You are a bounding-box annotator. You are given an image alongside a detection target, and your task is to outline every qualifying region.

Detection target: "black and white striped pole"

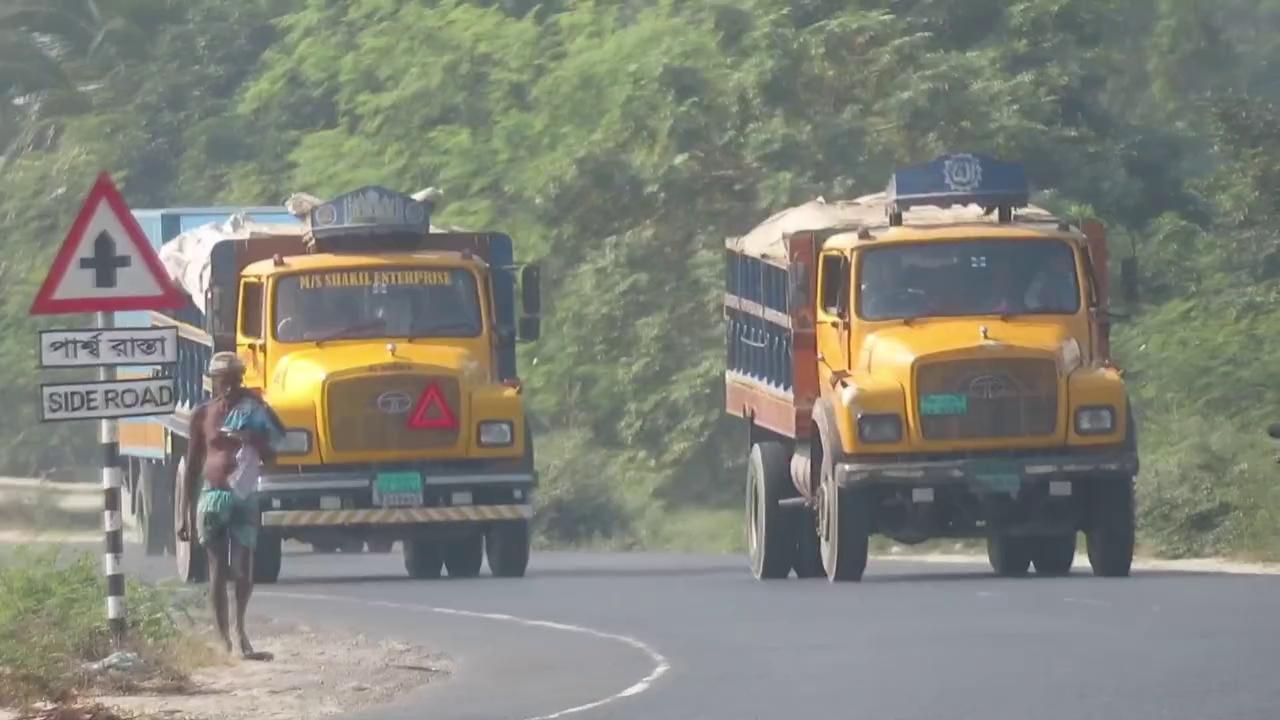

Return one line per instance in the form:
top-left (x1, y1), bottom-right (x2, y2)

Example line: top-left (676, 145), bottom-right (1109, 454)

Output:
top-left (98, 310), bottom-right (126, 647)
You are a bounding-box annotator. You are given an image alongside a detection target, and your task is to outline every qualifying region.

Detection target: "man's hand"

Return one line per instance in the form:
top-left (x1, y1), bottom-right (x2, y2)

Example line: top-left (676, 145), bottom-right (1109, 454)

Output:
top-left (177, 516), bottom-right (191, 542)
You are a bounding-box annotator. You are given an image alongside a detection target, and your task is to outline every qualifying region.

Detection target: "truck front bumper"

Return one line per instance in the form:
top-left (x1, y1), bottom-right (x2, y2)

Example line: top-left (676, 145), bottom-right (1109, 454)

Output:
top-left (835, 451), bottom-right (1138, 491)
top-left (255, 467), bottom-right (535, 529)
top-left (261, 503), bottom-right (533, 528)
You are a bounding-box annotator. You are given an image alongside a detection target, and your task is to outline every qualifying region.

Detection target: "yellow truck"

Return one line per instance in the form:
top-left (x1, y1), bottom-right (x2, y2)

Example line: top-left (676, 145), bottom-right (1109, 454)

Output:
top-left (118, 186), bottom-right (541, 582)
top-left (724, 154), bottom-right (1139, 581)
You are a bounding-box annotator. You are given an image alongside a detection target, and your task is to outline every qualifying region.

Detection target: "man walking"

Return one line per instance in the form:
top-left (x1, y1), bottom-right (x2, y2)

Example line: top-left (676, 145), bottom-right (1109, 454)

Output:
top-left (176, 352), bottom-right (283, 660)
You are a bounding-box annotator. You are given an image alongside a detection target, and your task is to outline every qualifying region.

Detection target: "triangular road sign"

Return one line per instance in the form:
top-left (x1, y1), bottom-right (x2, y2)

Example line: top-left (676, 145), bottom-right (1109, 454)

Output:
top-left (30, 172), bottom-right (184, 315)
top-left (407, 383), bottom-right (457, 430)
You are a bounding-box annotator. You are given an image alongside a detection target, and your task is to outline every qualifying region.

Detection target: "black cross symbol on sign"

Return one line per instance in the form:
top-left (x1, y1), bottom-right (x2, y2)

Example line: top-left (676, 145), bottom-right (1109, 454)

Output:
top-left (79, 231), bottom-right (132, 289)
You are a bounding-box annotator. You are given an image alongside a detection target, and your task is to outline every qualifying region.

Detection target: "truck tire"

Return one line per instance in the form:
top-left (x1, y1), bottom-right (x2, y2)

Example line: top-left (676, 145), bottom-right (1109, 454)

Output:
top-left (987, 534), bottom-right (1031, 577)
top-left (404, 540), bottom-right (444, 579)
top-left (793, 512), bottom-right (825, 578)
top-left (1086, 477), bottom-right (1135, 577)
top-left (1031, 533), bottom-right (1076, 576)
top-left (173, 457), bottom-right (207, 584)
top-left (139, 461), bottom-right (173, 557)
top-left (487, 521), bottom-right (531, 577)
top-left (747, 441), bottom-right (795, 580)
top-left (254, 531), bottom-right (283, 584)
top-left (444, 535), bottom-right (484, 578)
top-left (819, 480), bottom-right (871, 582)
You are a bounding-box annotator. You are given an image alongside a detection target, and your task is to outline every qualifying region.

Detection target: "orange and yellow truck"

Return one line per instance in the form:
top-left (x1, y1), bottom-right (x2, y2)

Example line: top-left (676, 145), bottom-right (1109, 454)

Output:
top-left (117, 186), bottom-right (541, 582)
top-left (724, 154), bottom-right (1139, 581)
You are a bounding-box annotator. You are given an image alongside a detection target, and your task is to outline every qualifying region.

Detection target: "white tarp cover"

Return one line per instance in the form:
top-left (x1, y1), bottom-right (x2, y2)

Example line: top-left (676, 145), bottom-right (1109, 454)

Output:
top-left (158, 215), bottom-right (303, 314)
top-left (158, 205), bottom-right (459, 314)
top-left (728, 192), bottom-right (1061, 262)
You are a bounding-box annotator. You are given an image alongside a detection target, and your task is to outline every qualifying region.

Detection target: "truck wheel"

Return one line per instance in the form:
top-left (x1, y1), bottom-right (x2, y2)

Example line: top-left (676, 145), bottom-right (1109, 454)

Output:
top-left (819, 479), bottom-right (870, 582)
top-left (793, 512), bottom-right (825, 578)
top-left (987, 534), bottom-right (1031, 577)
top-left (139, 461), bottom-right (173, 557)
top-left (173, 457), bottom-right (207, 584)
top-left (404, 540), bottom-right (444, 579)
top-left (444, 535), bottom-right (484, 578)
top-left (1031, 533), bottom-right (1076, 576)
top-left (487, 521), bottom-right (531, 578)
top-left (254, 531), bottom-right (283, 584)
top-left (1086, 477), bottom-right (1135, 577)
top-left (747, 441), bottom-right (795, 580)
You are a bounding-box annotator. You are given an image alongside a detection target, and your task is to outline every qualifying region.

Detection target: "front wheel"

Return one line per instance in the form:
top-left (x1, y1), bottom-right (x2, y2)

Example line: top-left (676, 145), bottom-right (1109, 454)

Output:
top-left (173, 457), bottom-right (207, 584)
top-left (1087, 477), bottom-right (1135, 577)
top-left (819, 480), bottom-right (870, 582)
top-left (137, 461), bottom-right (173, 557)
top-left (254, 531), bottom-right (283, 584)
top-left (487, 521), bottom-right (530, 578)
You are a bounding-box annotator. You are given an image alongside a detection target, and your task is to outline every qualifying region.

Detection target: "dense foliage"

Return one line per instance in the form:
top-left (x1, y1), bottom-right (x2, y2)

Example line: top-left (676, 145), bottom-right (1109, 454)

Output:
top-left (5, 0), bottom-right (1280, 557)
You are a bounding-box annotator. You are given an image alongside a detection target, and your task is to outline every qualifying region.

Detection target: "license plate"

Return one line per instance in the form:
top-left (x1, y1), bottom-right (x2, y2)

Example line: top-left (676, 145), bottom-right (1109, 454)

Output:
top-left (374, 471), bottom-right (424, 507)
top-left (921, 393), bottom-right (968, 416)
top-left (970, 460), bottom-right (1022, 494)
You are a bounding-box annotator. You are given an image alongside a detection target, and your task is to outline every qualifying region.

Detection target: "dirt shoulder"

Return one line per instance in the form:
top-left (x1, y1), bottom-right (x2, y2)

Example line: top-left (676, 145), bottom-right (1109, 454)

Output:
top-left (91, 616), bottom-right (449, 720)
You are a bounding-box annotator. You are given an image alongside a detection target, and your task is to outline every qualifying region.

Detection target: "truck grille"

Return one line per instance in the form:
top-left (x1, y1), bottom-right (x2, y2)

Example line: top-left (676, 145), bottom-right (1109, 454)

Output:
top-left (325, 373), bottom-right (462, 454)
top-left (916, 359), bottom-right (1057, 441)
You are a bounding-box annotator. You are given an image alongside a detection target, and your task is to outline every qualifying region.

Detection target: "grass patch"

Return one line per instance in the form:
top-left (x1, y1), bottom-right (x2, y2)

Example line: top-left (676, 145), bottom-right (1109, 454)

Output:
top-left (0, 547), bottom-right (211, 711)
top-left (0, 492), bottom-right (99, 533)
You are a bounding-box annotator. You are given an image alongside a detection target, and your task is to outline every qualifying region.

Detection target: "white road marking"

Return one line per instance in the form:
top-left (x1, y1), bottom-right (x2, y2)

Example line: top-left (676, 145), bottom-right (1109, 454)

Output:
top-left (1063, 596), bottom-right (1110, 607)
top-left (261, 591), bottom-right (670, 720)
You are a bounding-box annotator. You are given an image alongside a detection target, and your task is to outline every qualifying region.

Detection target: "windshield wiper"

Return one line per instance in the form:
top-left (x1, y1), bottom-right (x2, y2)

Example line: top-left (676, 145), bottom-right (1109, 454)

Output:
top-left (314, 318), bottom-right (387, 346)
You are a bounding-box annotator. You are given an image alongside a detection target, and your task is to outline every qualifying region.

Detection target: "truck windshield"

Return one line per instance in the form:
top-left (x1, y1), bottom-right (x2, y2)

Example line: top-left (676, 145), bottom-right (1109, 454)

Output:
top-left (857, 239), bottom-right (1081, 321)
top-left (274, 267), bottom-right (483, 342)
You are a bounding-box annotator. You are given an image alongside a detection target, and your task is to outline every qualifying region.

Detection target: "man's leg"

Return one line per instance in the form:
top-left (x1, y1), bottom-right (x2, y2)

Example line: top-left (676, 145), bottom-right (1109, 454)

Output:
top-left (205, 534), bottom-right (232, 653)
top-left (230, 498), bottom-right (271, 661)
top-left (230, 539), bottom-right (256, 654)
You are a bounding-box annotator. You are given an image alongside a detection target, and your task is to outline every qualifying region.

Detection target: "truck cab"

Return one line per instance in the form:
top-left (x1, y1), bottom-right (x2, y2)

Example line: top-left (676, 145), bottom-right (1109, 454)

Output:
top-left (120, 186), bottom-right (541, 582)
top-left (725, 154), bottom-right (1140, 582)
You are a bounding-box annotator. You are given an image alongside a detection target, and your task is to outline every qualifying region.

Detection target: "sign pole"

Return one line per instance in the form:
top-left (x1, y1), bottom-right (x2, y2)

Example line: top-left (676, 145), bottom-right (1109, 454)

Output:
top-left (98, 310), bottom-right (126, 648)
top-left (30, 172), bottom-right (182, 650)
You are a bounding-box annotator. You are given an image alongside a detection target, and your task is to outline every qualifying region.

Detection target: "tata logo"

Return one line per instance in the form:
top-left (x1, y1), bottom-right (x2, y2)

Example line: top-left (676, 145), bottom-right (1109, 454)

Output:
top-left (375, 391), bottom-right (413, 415)
top-left (967, 375), bottom-right (1013, 400)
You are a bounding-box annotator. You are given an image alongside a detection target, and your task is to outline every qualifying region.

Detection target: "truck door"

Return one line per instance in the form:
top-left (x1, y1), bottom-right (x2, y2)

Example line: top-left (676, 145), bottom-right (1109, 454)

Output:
top-left (815, 251), bottom-right (851, 383)
top-left (237, 278), bottom-right (267, 390)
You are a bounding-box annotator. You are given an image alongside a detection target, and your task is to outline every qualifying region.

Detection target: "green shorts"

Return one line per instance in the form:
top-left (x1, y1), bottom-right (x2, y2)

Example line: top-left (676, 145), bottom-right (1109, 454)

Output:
top-left (197, 488), bottom-right (259, 549)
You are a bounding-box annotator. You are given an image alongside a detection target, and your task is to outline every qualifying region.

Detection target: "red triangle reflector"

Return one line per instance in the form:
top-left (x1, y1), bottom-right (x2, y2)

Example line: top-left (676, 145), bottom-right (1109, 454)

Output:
top-left (407, 383), bottom-right (456, 430)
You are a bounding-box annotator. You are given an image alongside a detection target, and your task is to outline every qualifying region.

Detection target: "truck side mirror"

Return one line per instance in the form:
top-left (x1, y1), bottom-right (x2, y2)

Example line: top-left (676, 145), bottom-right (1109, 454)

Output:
top-left (521, 264), bottom-right (541, 315)
top-left (1120, 257), bottom-right (1139, 305)
top-left (517, 315), bottom-right (541, 342)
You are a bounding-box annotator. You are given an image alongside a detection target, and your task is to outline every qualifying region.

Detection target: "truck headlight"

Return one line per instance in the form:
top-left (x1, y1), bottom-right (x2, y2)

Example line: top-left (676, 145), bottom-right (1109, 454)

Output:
top-left (858, 414), bottom-right (902, 444)
top-left (276, 429), bottom-right (312, 455)
top-left (1075, 406), bottom-right (1115, 435)
top-left (478, 421), bottom-right (515, 447)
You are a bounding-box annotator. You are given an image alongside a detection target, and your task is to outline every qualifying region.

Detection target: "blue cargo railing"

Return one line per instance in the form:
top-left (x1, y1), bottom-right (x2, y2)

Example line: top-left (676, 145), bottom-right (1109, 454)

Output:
top-left (725, 250), bottom-right (794, 393)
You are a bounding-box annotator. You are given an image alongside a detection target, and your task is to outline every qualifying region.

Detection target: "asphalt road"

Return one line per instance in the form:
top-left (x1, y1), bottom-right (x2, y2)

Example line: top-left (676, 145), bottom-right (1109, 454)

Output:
top-left (128, 548), bottom-right (1280, 720)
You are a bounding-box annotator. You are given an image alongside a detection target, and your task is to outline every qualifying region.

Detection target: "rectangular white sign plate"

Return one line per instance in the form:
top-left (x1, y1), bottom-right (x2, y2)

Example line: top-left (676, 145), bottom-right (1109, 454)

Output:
top-left (38, 327), bottom-right (178, 368)
top-left (40, 377), bottom-right (178, 422)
